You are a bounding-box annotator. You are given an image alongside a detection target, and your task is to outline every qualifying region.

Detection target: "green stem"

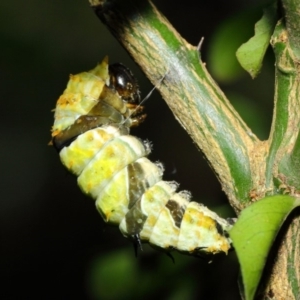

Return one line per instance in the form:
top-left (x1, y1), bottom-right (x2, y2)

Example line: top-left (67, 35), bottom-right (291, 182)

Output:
top-left (268, 21), bottom-right (300, 190)
top-left (89, 0), bottom-right (262, 210)
top-left (281, 0), bottom-right (300, 60)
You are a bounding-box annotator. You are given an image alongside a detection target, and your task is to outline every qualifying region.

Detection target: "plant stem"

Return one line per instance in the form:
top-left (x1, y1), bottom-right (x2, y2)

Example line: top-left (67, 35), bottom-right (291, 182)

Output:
top-left (281, 0), bottom-right (300, 60)
top-left (88, 0), bottom-right (264, 210)
top-left (268, 18), bottom-right (300, 191)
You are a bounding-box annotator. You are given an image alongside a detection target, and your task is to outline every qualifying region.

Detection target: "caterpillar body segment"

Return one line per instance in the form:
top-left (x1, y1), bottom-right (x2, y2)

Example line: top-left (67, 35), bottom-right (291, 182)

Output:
top-left (52, 57), bottom-right (233, 256)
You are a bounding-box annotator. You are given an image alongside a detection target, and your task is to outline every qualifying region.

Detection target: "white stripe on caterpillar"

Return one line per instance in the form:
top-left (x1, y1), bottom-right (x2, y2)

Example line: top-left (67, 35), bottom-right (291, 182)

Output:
top-left (51, 57), bottom-right (233, 256)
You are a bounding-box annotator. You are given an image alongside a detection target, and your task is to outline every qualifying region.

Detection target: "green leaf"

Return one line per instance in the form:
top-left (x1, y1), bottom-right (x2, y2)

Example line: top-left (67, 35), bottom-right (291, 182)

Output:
top-left (236, 2), bottom-right (278, 78)
top-left (229, 195), bottom-right (300, 300)
top-left (207, 8), bottom-right (262, 83)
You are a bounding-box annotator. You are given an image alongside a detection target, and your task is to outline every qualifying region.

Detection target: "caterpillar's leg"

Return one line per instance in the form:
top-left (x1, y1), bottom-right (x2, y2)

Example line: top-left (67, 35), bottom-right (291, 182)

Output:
top-left (133, 234), bottom-right (143, 257)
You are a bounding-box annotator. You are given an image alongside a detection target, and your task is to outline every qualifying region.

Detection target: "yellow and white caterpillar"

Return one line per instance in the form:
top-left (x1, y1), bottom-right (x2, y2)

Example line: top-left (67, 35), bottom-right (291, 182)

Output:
top-left (51, 57), bottom-right (233, 256)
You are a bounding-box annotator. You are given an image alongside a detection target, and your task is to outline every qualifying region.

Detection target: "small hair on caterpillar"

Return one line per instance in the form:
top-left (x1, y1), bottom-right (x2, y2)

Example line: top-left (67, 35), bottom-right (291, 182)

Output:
top-left (51, 56), bottom-right (233, 257)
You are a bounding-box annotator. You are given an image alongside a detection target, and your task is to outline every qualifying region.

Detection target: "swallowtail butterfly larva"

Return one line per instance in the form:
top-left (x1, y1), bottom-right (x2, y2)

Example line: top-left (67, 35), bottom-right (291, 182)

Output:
top-left (51, 57), bottom-right (233, 257)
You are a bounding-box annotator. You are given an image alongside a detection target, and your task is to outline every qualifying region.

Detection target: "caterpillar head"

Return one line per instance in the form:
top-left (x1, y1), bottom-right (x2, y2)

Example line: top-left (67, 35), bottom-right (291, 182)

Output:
top-left (109, 63), bottom-right (141, 105)
top-left (51, 57), bottom-right (145, 151)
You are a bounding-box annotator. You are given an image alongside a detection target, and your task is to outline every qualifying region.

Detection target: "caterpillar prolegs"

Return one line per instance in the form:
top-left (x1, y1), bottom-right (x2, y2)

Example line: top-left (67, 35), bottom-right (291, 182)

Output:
top-left (51, 57), bottom-right (233, 256)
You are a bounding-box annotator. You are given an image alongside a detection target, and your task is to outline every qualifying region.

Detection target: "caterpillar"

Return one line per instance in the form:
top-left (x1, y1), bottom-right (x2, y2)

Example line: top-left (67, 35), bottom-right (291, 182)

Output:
top-left (51, 57), bottom-right (233, 257)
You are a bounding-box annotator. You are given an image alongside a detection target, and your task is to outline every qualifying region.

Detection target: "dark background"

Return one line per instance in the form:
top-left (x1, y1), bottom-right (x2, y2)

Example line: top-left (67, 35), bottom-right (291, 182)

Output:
top-left (1, 0), bottom-right (274, 299)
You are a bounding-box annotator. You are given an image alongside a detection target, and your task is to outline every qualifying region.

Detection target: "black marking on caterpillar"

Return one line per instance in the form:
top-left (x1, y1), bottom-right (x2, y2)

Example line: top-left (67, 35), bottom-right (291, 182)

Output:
top-left (51, 56), bottom-right (233, 257)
